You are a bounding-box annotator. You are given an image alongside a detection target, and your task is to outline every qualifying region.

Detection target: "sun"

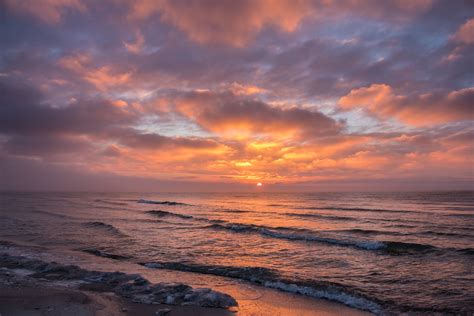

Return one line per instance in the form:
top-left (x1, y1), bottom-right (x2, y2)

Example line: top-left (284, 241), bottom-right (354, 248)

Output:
top-left (257, 182), bottom-right (263, 187)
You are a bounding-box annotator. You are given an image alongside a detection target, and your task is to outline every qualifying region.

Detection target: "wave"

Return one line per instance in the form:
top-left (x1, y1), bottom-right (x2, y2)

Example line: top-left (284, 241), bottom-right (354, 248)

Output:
top-left (94, 199), bottom-right (128, 206)
top-left (34, 210), bottom-right (75, 219)
top-left (81, 248), bottom-right (132, 260)
top-left (143, 262), bottom-right (279, 281)
top-left (301, 206), bottom-right (417, 214)
top-left (445, 213), bottom-right (474, 219)
top-left (206, 222), bottom-right (436, 253)
top-left (142, 209), bottom-right (439, 254)
top-left (323, 228), bottom-right (474, 239)
top-left (285, 213), bottom-right (354, 221)
top-left (138, 199), bottom-right (190, 206)
top-left (457, 248), bottom-right (474, 256)
top-left (142, 210), bottom-right (440, 255)
top-left (146, 210), bottom-right (193, 219)
top-left (216, 208), bottom-right (251, 214)
top-left (419, 230), bottom-right (473, 238)
top-left (335, 228), bottom-right (406, 236)
top-left (142, 261), bottom-right (381, 313)
top-left (82, 221), bottom-right (127, 237)
top-left (146, 210), bottom-right (226, 224)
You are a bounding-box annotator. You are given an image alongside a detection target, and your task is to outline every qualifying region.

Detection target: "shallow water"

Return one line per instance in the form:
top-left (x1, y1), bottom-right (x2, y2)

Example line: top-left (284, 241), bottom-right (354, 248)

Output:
top-left (1, 191), bottom-right (473, 314)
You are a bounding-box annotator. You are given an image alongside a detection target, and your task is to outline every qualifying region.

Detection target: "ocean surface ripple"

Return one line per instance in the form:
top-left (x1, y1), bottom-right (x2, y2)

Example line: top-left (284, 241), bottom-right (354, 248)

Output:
top-left (1, 191), bottom-right (473, 314)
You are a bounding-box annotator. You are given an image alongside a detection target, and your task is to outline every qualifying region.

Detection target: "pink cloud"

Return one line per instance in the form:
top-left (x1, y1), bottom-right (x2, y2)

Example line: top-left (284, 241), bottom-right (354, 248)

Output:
top-left (129, 0), bottom-right (313, 47)
top-left (339, 84), bottom-right (474, 126)
top-left (453, 18), bottom-right (474, 45)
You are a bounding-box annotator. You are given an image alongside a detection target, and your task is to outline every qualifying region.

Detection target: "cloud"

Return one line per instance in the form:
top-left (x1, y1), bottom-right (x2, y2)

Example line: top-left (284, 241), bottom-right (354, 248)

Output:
top-left (123, 29), bottom-right (145, 54)
top-left (339, 84), bottom-right (474, 126)
top-left (4, 0), bottom-right (86, 24)
top-left (453, 18), bottom-right (474, 45)
top-left (2, 134), bottom-right (93, 158)
top-left (129, 0), bottom-right (314, 47)
top-left (58, 54), bottom-right (132, 92)
top-left (0, 80), bottom-right (134, 136)
top-left (127, 0), bottom-right (432, 47)
top-left (1, 1), bottom-right (472, 190)
top-left (229, 82), bottom-right (267, 95)
top-left (110, 128), bottom-right (221, 150)
top-left (170, 90), bottom-right (342, 138)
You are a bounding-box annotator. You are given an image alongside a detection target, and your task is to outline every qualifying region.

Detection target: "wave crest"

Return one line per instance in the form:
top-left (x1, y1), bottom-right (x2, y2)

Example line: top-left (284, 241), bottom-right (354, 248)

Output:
top-left (82, 221), bottom-right (127, 237)
top-left (207, 222), bottom-right (437, 254)
top-left (146, 210), bottom-right (193, 219)
top-left (138, 199), bottom-right (190, 206)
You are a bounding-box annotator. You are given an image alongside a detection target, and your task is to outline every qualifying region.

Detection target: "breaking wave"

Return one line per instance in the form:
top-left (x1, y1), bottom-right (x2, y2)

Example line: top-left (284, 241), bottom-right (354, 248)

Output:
top-left (146, 210), bottom-right (194, 219)
top-left (145, 210), bottom-right (225, 224)
top-left (142, 261), bottom-right (381, 313)
top-left (206, 222), bottom-right (436, 253)
top-left (142, 210), bottom-right (440, 254)
top-left (138, 199), bottom-right (190, 206)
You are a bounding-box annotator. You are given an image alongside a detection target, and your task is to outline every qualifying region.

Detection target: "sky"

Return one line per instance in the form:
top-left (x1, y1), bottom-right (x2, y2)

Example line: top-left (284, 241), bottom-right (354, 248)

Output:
top-left (0, 0), bottom-right (473, 192)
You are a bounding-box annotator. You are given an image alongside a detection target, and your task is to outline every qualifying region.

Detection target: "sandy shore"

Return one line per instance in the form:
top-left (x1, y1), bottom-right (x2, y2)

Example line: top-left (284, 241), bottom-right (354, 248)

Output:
top-left (0, 283), bottom-right (371, 316)
top-left (0, 285), bottom-right (233, 316)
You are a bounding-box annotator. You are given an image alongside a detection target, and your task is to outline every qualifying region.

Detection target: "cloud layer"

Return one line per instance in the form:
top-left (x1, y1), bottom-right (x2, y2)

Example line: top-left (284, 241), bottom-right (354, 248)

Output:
top-left (1, 0), bottom-right (473, 191)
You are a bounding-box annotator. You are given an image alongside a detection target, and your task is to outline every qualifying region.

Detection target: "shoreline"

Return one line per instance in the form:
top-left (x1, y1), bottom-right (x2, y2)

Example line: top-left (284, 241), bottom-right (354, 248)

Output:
top-left (0, 240), bottom-right (371, 315)
top-left (0, 279), bottom-right (233, 316)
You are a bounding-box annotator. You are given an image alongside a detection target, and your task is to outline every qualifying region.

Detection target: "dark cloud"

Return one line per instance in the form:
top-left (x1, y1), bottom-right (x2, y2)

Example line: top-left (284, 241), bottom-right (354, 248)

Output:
top-left (109, 128), bottom-right (221, 150)
top-left (2, 134), bottom-right (93, 157)
top-left (0, 80), bottom-right (134, 136)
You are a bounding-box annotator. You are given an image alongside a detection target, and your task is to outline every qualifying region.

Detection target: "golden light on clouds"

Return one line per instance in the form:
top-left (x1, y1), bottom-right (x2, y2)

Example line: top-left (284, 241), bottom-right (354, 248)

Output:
top-left (1, 0), bottom-right (472, 191)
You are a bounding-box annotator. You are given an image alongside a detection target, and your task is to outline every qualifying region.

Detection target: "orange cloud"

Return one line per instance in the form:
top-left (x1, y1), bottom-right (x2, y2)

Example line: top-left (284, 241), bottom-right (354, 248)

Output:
top-left (59, 54), bottom-right (131, 91)
top-left (170, 91), bottom-right (341, 139)
top-left (229, 82), bottom-right (267, 95)
top-left (339, 84), bottom-right (474, 126)
top-left (5, 0), bottom-right (85, 24)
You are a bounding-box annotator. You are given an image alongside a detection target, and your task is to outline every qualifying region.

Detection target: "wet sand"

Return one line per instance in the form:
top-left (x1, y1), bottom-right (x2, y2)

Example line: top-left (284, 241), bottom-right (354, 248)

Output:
top-left (0, 286), bottom-right (233, 316)
top-left (0, 283), bottom-right (370, 316)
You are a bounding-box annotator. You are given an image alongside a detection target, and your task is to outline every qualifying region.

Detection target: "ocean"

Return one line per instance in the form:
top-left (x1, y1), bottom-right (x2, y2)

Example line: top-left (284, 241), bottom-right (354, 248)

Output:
top-left (1, 191), bottom-right (473, 314)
